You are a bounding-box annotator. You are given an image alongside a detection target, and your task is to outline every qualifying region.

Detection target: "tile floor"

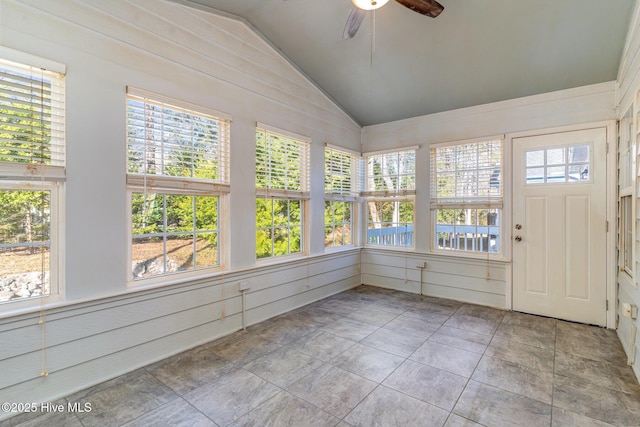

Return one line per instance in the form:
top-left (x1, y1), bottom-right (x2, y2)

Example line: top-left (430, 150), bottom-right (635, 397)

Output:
top-left (3, 285), bottom-right (640, 427)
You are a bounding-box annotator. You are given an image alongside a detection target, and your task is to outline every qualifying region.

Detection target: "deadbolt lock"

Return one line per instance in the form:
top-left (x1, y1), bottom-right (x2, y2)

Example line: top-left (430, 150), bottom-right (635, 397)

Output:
top-left (515, 224), bottom-right (522, 230)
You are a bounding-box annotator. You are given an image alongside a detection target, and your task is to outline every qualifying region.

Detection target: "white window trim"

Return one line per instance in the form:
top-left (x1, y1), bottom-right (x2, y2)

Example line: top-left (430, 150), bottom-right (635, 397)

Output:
top-left (363, 148), bottom-right (417, 248)
top-left (324, 143), bottom-right (361, 201)
top-left (430, 136), bottom-right (504, 258)
top-left (125, 191), bottom-right (228, 287)
top-left (618, 104), bottom-right (636, 281)
top-left (125, 89), bottom-right (231, 285)
top-left (0, 180), bottom-right (64, 310)
top-left (324, 199), bottom-right (355, 249)
top-left (255, 125), bottom-right (311, 199)
top-left (255, 197), bottom-right (306, 260)
top-left (255, 125), bottom-right (311, 260)
top-left (324, 144), bottom-right (360, 250)
top-left (0, 54), bottom-right (66, 309)
top-left (0, 47), bottom-right (66, 74)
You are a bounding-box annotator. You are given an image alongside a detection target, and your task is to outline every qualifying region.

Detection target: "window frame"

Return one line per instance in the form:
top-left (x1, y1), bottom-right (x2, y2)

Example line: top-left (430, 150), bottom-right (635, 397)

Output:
top-left (0, 50), bottom-right (66, 310)
top-left (0, 181), bottom-right (63, 309)
top-left (430, 136), bottom-right (504, 258)
top-left (362, 147), bottom-right (417, 249)
top-left (324, 144), bottom-right (360, 249)
top-left (125, 87), bottom-right (231, 285)
top-left (523, 144), bottom-right (591, 185)
top-left (255, 124), bottom-right (310, 260)
top-left (621, 194), bottom-right (634, 276)
top-left (618, 106), bottom-right (635, 279)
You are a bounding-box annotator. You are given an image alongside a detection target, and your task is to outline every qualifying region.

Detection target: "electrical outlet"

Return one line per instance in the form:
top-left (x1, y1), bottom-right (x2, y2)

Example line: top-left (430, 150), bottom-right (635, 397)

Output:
top-left (622, 303), bottom-right (638, 319)
top-left (239, 281), bottom-right (250, 291)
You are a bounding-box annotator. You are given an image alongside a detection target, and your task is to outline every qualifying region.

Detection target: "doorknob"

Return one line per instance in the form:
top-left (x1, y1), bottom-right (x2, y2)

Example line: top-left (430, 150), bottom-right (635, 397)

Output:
top-left (515, 224), bottom-right (522, 230)
top-left (514, 236), bottom-right (523, 242)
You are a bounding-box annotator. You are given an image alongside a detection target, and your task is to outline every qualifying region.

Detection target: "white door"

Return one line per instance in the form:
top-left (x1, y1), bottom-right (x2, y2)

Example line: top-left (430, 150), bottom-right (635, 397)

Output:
top-left (512, 127), bottom-right (607, 326)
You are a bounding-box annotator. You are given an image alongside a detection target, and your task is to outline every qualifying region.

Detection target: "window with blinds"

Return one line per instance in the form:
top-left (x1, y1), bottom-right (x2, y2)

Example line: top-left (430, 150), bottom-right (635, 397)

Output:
top-left (0, 58), bottom-right (65, 178)
top-left (325, 145), bottom-right (360, 198)
top-left (0, 55), bottom-right (65, 306)
top-left (324, 145), bottom-right (359, 248)
top-left (126, 88), bottom-right (230, 281)
top-left (619, 106), bottom-right (634, 277)
top-left (255, 125), bottom-right (309, 259)
top-left (363, 149), bottom-right (416, 197)
top-left (256, 124), bottom-right (309, 198)
top-left (363, 148), bottom-right (416, 247)
top-left (431, 137), bottom-right (503, 254)
top-left (256, 126), bottom-right (310, 198)
top-left (127, 88), bottom-right (230, 192)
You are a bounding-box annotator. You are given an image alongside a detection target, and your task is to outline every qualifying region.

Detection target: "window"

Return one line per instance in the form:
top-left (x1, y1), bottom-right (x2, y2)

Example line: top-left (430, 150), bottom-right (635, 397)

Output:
top-left (431, 137), bottom-right (503, 255)
top-left (0, 56), bottom-right (65, 305)
top-left (255, 125), bottom-right (310, 259)
top-left (621, 195), bottom-right (633, 275)
top-left (324, 145), bottom-right (359, 248)
top-left (525, 145), bottom-right (590, 184)
top-left (363, 148), bottom-right (416, 247)
top-left (126, 88), bottom-right (230, 282)
top-left (619, 106), bottom-right (634, 277)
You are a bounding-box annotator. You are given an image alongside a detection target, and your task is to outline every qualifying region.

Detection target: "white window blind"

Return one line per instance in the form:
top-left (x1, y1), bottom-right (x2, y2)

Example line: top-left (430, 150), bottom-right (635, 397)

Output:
top-left (430, 138), bottom-right (503, 209)
top-left (363, 148), bottom-right (416, 197)
top-left (0, 58), bottom-right (65, 179)
top-left (325, 144), bottom-right (360, 201)
top-left (0, 53), bottom-right (65, 307)
top-left (126, 88), bottom-right (230, 193)
top-left (256, 126), bottom-right (310, 199)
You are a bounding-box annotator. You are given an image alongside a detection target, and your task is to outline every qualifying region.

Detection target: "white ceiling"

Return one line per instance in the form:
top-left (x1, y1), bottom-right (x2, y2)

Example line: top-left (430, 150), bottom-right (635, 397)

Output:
top-left (172, 0), bottom-right (635, 126)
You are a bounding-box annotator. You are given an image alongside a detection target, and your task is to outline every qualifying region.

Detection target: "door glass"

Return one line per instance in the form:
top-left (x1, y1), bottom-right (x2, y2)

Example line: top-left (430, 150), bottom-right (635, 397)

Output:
top-left (525, 144), bottom-right (590, 184)
top-left (526, 150), bottom-right (544, 167)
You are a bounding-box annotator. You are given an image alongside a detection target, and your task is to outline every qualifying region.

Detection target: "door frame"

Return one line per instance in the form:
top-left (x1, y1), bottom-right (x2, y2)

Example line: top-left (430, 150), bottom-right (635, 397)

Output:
top-left (506, 120), bottom-right (617, 328)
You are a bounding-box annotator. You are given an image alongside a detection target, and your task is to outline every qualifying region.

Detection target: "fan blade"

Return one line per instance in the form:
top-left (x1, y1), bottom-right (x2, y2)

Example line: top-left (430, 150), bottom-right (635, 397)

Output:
top-left (395, 0), bottom-right (444, 17)
top-left (343, 7), bottom-right (366, 39)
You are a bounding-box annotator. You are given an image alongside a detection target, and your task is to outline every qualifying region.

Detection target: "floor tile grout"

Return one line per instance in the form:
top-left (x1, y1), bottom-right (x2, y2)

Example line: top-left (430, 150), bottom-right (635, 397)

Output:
top-left (4, 286), bottom-right (638, 427)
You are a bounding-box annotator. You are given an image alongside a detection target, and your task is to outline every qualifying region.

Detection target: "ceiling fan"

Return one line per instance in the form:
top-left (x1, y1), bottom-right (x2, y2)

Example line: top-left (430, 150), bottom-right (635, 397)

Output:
top-left (343, 0), bottom-right (444, 39)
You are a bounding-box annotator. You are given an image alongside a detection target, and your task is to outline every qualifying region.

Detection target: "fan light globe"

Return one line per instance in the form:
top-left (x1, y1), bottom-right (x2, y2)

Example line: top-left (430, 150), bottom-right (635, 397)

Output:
top-left (352, 0), bottom-right (390, 11)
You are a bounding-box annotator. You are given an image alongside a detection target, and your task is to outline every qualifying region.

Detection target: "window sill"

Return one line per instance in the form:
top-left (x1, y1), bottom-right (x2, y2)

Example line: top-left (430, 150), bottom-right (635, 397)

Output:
top-left (0, 294), bottom-right (65, 320)
top-left (363, 244), bottom-right (416, 253)
top-left (324, 245), bottom-right (358, 254)
top-left (126, 266), bottom-right (227, 291)
top-left (428, 249), bottom-right (508, 263)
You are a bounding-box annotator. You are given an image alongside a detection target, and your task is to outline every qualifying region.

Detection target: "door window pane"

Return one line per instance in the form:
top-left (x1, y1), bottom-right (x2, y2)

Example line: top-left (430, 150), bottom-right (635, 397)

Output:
top-left (525, 144), bottom-right (590, 184)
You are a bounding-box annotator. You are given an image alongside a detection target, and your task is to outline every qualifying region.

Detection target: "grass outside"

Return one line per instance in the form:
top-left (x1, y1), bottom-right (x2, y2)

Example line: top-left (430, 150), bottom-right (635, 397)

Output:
top-left (132, 237), bottom-right (218, 271)
top-left (0, 247), bottom-right (49, 276)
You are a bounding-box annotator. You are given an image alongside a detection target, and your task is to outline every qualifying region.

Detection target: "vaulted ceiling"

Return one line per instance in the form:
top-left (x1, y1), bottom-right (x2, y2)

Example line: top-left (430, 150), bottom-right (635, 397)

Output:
top-left (172, 0), bottom-right (635, 126)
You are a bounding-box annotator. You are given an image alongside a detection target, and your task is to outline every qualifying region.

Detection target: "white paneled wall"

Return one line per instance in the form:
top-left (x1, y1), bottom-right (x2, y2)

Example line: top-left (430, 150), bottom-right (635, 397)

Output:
top-left (0, 251), bottom-right (360, 412)
top-left (0, 0), bottom-right (361, 417)
top-left (361, 249), bottom-right (508, 308)
top-left (616, 0), bottom-right (640, 381)
top-left (359, 82), bottom-right (616, 314)
top-left (1, 0), bottom-right (639, 417)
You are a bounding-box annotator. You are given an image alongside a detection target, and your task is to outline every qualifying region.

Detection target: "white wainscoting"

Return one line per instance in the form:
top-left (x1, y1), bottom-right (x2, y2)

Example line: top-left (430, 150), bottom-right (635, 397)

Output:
top-left (0, 250), bottom-right (360, 417)
top-left (361, 248), bottom-right (508, 309)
